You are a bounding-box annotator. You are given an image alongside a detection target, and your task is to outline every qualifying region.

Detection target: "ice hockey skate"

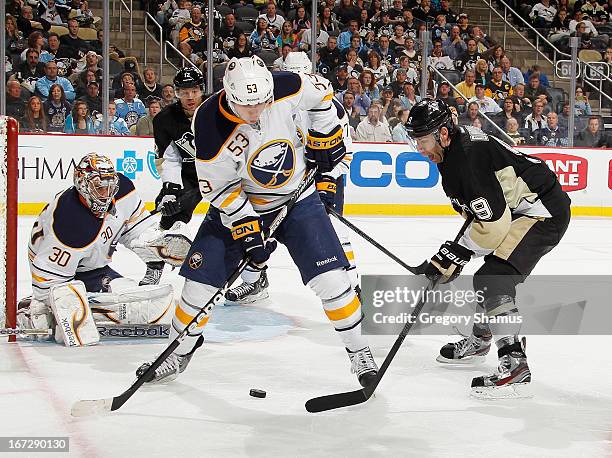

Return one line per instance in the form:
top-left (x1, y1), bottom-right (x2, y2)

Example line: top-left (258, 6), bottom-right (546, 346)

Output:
top-left (347, 346), bottom-right (378, 388)
top-left (225, 269), bottom-right (269, 305)
top-left (136, 336), bottom-right (204, 384)
top-left (139, 261), bottom-right (164, 286)
top-left (471, 337), bottom-right (532, 400)
top-left (436, 332), bottom-right (492, 364)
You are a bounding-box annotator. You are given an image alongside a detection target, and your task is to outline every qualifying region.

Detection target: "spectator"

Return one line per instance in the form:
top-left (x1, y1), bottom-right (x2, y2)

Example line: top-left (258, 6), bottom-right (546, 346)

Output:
top-left (581, 0), bottom-right (608, 26)
top-left (524, 73), bottom-right (550, 103)
top-left (530, 0), bottom-right (557, 28)
top-left (575, 116), bottom-right (612, 147)
top-left (574, 87), bottom-right (592, 115)
top-left (341, 91), bottom-right (362, 130)
top-left (320, 36), bottom-right (342, 74)
top-left (523, 64), bottom-right (550, 87)
top-left (74, 69), bottom-right (99, 99)
top-left (277, 21), bottom-right (299, 49)
top-left (485, 45), bottom-right (505, 72)
top-left (44, 84), bottom-right (72, 133)
top-left (486, 66), bottom-right (514, 101)
top-left (112, 71), bottom-right (137, 98)
top-left (5, 15), bottom-right (26, 65)
top-left (500, 56), bottom-right (525, 87)
top-left (354, 104), bottom-right (392, 141)
top-left (469, 83), bottom-right (502, 113)
top-left (292, 5), bottom-right (312, 35)
top-left (273, 44), bottom-right (293, 70)
top-left (389, 67), bottom-right (408, 97)
top-left (259, 2), bottom-right (285, 35)
top-left (338, 20), bottom-right (360, 51)
top-left (65, 100), bottom-right (96, 134)
top-left (330, 64), bottom-right (349, 92)
top-left (373, 34), bottom-right (396, 70)
top-left (360, 69), bottom-right (381, 100)
top-left (391, 109), bottom-right (412, 143)
top-left (94, 101), bottom-right (130, 135)
top-left (442, 25), bottom-right (467, 61)
top-left (345, 48), bottom-right (364, 77)
top-left (389, 24), bottom-right (408, 51)
top-left (218, 13), bottom-right (243, 49)
top-left (456, 38), bottom-right (482, 73)
top-left (557, 102), bottom-right (572, 130)
top-left (320, 6), bottom-right (341, 35)
top-left (459, 101), bottom-right (487, 129)
top-left (250, 17), bottom-right (278, 53)
top-left (178, 6), bottom-right (206, 60)
top-left (429, 40), bottom-right (455, 70)
top-left (35, 60), bottom-right (76, 102)
top-left (161, 84), bottom-right (176, 108)
top-left (21, 96), bottom-right (48, 133)
top-left (10, 48), bottom-right (46, 95)
top-left (16, 5), bottom-right (51, 39)
top-left (46, 32), bottom-right (73, 61)
top-left (536, 111), bottom-right (569, 146)
top-left (365, 51), bottom-right (390, 87)
top-left (169, 0), bottom-right (192, 44)
top-left (505, 117), bottom-right (527, 145)
top-left (436, 81), bottom-right (458, 109)
top-left (19, 31), bottom-right (52, 64)
top-left (39, 0), bottom-right (64, 25)
top-left (343, 77), bottom-right (371, 116)
top-left (470, 26), bottom-right (495, 53)
top-left (413, 0), bottom-right (437, 24)
top-left (134, 99), bottom-right (162, 136)
top-left (494, 96), bottom-right (523, 128)
top-left (78, 80), bottom-right (102, 114)
top-left (523, 99), bottom-right (548, 133)
top-left (227, 33), bottom-right (252, 59)
top-left (549, 9), bottom-right (571, 44)
top-left (474, 58), bottom-right (490, 86)
top-left (399, 81), bottom-right (421, 110)
top-left (60, 18), bottom-right (91, 59)
top-left (115, 84), bottom-right (147, 129)
top-left (380, 85), bottom-right (399, 119)
top-left (135, 67), bottom-right (162, 103)
top-left (300, 18), bottom-right (329, 51)
top-left (457, 13), bottom-right (471, 40)
top-left (6, 80), bottom-right (28, 120)
top-left (510, 83), bottom-right (532, 115)
top-left (89, 29), bottom-right (105, 56)
top-left (334, 0), bottom-right (362, 26)
top-left (431, 14), bottom-right (451, 42)
top-left (454, 69), bottom-right (477, 105)
top-left (81, 50), bottom-right (103, 82)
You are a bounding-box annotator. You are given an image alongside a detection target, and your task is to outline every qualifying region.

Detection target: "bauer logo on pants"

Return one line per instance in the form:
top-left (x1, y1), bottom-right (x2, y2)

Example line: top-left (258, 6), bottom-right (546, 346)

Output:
top-left (189, 252), bottom-right (203, 269)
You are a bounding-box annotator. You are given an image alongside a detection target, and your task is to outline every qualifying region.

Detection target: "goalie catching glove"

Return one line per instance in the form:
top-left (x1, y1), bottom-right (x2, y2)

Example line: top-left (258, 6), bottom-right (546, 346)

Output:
top-left (306, 125), bottom-right (346, 173)
top-left (130, 221), bottom-right (192, 267)
top-left (231, 216), bottom-right (277, 267)
top-left (424, 241), bottom-right (473, 284)
top-left (316, 174), bottom-right (337, 211)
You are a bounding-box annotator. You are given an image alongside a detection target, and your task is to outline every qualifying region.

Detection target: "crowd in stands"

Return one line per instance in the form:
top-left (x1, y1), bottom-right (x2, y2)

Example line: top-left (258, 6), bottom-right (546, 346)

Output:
top-left (4, 0), bottom-right (612, 146)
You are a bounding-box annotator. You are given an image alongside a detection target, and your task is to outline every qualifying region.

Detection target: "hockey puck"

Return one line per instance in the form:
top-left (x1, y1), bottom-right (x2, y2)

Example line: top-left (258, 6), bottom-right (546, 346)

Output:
top-left (249, 389), bottom-right (266, 398)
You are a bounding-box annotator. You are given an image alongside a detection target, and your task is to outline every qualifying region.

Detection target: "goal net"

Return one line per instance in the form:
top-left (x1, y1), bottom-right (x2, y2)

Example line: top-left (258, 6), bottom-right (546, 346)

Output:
top-left (0, 116), bottom-right (18, 341)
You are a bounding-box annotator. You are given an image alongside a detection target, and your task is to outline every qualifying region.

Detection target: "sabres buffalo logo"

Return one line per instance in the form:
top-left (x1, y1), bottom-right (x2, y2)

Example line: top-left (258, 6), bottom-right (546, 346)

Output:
top-left (189, 252), bottom-right (203, 269)
top-left (248, 140), bottom-right (295, 188)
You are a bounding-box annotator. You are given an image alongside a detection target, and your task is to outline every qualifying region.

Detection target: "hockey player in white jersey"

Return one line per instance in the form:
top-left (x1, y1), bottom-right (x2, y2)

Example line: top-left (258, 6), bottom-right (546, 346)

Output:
top-left (225, 51), bottom-right (361, 304)
top-left (21, 153), bottom-right (188, 345)
top-left (137, 55), bottom-right (379, 386)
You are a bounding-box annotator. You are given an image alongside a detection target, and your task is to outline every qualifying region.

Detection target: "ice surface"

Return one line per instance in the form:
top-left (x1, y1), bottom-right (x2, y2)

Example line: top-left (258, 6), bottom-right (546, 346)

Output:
top-left (2, 215), bottom-right (611, 457)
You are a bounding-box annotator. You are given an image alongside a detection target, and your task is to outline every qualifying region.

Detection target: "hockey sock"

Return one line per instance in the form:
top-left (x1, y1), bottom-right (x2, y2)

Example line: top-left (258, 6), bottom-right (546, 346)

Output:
top-left (337, 323), bottom-right (368, 353)
top-left (241, 264), bottom-right (263, 284)
top-left (482, 295), bottom-right (522, 338)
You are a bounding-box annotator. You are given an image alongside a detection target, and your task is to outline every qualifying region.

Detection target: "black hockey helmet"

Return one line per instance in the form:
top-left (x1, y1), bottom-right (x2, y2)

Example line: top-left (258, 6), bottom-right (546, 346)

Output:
top-left (173, 67), bottom-right (205, 90)
top-left (405, 98), bottom-right (455, 138)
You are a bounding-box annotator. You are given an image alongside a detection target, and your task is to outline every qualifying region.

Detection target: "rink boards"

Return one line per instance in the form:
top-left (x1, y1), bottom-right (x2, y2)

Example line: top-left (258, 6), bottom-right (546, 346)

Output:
top-left (16, 133), bottom-right (612, 216)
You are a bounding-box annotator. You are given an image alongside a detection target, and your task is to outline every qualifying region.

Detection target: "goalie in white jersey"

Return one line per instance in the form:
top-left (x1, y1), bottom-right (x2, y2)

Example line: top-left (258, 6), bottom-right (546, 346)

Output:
top-left (21, 153), bottom-right (189, 346)
top-left (137, 55), bottom-right (379, 387)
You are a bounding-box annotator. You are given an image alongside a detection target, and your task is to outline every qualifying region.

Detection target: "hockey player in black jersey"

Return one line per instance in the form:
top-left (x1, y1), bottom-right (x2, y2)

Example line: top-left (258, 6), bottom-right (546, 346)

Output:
top-left (405, 99), bottom-right (571, 399)
top-left (146, 67), bottom-right (205, 284)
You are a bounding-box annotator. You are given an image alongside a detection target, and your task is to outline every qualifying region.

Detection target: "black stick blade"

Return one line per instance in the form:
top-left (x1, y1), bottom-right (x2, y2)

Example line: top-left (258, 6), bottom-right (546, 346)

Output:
top-left (305, 388), bottom-right (369, 413)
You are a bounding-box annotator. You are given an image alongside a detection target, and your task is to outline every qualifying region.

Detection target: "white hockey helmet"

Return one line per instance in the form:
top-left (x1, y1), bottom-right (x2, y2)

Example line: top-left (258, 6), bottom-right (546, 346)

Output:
top-left (223, 56), bottom-right (274, 106)
top-left (281, 51), bottom-right (312, 74)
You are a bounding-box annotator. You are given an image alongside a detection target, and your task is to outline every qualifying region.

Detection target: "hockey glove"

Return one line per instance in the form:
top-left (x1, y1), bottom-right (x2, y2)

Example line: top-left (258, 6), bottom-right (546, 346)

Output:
top-left (305, 125), bottom-right (346, 173)
top-left (424, 241), bottom-right (473, 284)
top-left (155, 182), bottom-right (184, 217)
top-left (231, 216), bottom-right (277, 266)
top-left (316, 174), bottom-right (337, 211)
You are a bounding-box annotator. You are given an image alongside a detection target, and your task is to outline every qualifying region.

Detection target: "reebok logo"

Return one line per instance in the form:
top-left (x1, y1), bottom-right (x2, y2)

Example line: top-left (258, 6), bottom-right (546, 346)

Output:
top-left (61, 317), bottom-right (77, 346)
top-left (316, 256), bottom-right (338, 267)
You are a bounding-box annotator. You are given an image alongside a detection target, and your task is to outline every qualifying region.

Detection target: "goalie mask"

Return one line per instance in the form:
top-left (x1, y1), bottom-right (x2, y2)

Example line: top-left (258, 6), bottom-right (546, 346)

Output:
top-left (74, 153), bottom-right (119, 218)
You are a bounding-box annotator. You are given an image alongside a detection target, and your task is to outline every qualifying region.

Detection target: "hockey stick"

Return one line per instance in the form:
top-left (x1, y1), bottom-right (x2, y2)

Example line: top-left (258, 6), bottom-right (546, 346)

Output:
top-left (305, 216), bottom-right (473, 413)
top-left (326, 206), bottom-right (428, 275)
top-left (71, 168), bottom-right (318, 417)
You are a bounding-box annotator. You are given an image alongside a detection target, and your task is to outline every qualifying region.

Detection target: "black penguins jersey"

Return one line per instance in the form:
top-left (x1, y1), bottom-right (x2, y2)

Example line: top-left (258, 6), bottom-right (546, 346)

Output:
top-left (438, 126), bottom-right (570, 256)
top-left (153, 101), bottom-right (198, 185)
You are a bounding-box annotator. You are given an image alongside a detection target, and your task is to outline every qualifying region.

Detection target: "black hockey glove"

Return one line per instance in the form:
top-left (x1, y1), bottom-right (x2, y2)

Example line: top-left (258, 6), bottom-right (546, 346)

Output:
top-left (424, 241), bottom-right (473, 284)
top-left (316, 174), bottom-right (337, 211)
top-left (155, 182), bottom-right (184, 217)
top-left (231, 216), bottom-right (277, 266)
top-left (305, 125), bottom-right (346, 173)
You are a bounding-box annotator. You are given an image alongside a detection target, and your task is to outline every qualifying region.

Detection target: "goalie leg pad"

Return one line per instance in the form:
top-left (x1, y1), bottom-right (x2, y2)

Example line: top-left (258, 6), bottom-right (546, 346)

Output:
top-left (50, 281), bottom-right (100, 347)
top-left (308, 268), bottom-right (366, 352)
top-left (89, 281), bottom-right (174, 325)
top-left (171, 279), bottom-right (217, 355)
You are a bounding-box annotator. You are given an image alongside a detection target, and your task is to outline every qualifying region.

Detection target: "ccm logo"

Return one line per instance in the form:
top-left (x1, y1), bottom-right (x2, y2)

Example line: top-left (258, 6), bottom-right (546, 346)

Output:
top-left (533, 153), bottom-right (588, 192)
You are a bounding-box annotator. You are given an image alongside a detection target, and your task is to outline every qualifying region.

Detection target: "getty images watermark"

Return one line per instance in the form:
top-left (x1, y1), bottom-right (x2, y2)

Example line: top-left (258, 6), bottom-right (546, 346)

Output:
top-left (360, 275), bottom-right (612, 335)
